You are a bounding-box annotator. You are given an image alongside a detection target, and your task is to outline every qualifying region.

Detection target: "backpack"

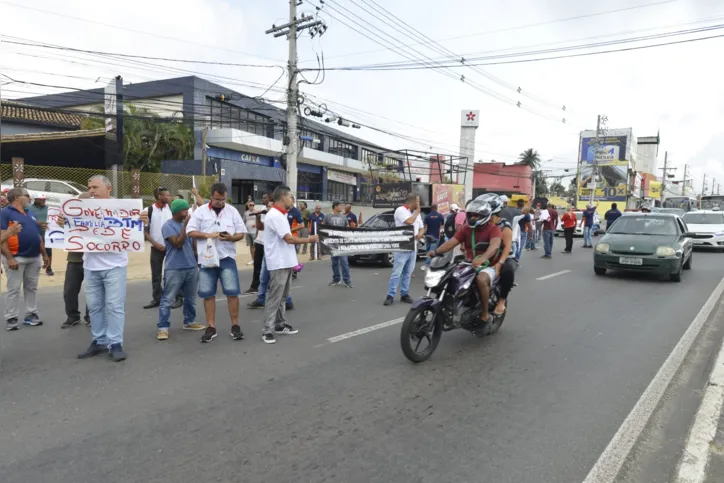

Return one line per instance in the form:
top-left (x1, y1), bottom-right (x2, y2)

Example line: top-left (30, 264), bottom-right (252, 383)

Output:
top-left (443, 212), bottom-right (457, 240)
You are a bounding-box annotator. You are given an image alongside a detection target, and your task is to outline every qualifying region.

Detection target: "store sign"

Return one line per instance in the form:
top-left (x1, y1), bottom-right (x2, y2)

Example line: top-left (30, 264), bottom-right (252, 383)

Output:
top-left (328, 169), bottom-right (357, 185)
top-left (373, 182), bottom-right (412, 208)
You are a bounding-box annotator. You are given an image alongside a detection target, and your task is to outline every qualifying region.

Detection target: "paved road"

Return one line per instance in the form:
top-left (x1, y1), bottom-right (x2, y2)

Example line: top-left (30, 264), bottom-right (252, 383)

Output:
top-left (2, 240), bottom-right (724, 483)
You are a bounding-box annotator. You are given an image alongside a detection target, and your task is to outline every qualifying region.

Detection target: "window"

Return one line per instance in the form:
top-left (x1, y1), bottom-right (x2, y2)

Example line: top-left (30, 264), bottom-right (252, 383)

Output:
top-left (25, 181), bottom-right (47, 191)
top-left (361, 148), bottom-right (378, 167)
top-left (50, 181), bottom-right (77, 195)
top-left (364, 214), bottom-right (394, 229)
top-left (298, 171), bottom-right (323, 200)
top-left (383, 156), bottom-right (400, 169)
top-left (328, 138), bottom-right (358, 159)
top-left (327, 181), bottom-right (354, 202)
top-left (206, 97), bottom-right (273, 137)
top-left (299, 129), bottom-right (323, 150)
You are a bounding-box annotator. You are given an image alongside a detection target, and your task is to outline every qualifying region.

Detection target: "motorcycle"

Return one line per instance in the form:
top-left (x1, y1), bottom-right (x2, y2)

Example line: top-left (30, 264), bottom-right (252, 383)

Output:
top-left (400, 243), bottom-right (513, 363)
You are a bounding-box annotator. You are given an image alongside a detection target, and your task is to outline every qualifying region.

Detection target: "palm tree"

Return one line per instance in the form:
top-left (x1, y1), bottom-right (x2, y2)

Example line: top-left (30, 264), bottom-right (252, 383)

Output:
top-left (518, 148), bottom-right (541, 169)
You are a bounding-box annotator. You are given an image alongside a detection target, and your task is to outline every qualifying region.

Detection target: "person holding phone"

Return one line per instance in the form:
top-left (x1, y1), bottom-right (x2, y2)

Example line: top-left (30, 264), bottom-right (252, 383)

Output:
top-left (384, 194), bottom-right (424, 306)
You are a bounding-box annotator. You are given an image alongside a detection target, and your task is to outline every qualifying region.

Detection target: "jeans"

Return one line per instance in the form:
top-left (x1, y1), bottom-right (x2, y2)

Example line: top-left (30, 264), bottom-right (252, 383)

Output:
top-left (198, 257), bottom-right (240, 298)
top-left (257, 257), bottom-right (293, 305)
top-left (517, 232), bottom-right (526, 260)
top-left (331, 256), bottom-right (351, 283)
top-left (583, 226), bottom-right (593, 246)
top-left (3, 255), bottom-right (41, 321)
top-left (425, 238), bottom-right (440, 266)
top-left (86, 266), bottom-right (127, 347)
top-left (263, 268), bottom-right (292, 333)
top-left (158, 268), bottom-right (198, 329)
top-left (150, 247), bottom-right (165, 302)
top-left (543, 230), bottom-right (555, 257)
top-left (387, 251), bottom-right (416, 298)
top-left (64, 261), bottom-right (89, 320)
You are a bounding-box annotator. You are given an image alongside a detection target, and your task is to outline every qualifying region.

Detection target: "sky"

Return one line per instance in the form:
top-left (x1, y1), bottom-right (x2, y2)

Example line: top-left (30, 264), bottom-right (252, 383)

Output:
top-left (2, 0), bottom-right (724, 196)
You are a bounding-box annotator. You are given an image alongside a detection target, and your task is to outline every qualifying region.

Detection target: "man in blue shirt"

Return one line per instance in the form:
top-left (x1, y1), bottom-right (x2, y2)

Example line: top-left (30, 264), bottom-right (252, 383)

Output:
top-left (156, 199), bottom-right (205, 340)
top-left (344, 203), bottom-right (358, 228)
top-left (1, 187), bottom-right (49, 331)
top-left (580, 202), bottom-right (599, 247)
top-left (308, 203), bottom-right (325, 260)
top-left (28, 193), bottom-right (54, 276)
top-left (423, 204), bottom-right (444, 268)
top-left (604, 203), bottom-right (622, 232)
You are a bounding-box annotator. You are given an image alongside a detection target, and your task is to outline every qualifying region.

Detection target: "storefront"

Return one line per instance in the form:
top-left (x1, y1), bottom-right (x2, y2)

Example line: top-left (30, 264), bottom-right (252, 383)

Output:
top-left (327, 169), bottom-right (358, 202)
top-left (208, 146), bottom-right (285, 204)
top-left (298, 163), bottom-right (323, 200)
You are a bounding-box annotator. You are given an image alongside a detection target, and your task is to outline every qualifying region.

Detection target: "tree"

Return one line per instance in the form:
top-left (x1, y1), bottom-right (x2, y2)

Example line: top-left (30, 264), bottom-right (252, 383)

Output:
top-left (549, 179), bottom-right (566, 196)
top-left (566, 177), bottom-right (578, 199)
top-left (81, 104), bottom-right (194, 172)
top-left (518, 148), bottom-right (541, 169)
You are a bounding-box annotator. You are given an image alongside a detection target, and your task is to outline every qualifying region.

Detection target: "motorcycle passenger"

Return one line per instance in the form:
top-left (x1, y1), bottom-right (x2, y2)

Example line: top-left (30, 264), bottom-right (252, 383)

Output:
top-left (430, 200), bottom-right (502, 324)
top-left (487, 197), bottom-right (520, 315)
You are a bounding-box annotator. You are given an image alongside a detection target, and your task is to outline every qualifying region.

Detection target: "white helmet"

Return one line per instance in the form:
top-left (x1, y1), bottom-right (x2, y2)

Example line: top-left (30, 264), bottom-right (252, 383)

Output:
top-left (450, 203), bottom-right (460, 212)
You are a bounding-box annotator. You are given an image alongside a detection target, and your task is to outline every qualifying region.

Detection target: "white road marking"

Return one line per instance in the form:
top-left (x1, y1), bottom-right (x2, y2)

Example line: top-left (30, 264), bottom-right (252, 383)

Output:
top-left (536, 270), bottom-right (571, 281)
top-left (675, 333), bottom-right (724, 483)
top-left (325, 317), bottom-right (405, 344)
top-left (582, 274), bottom-right (724, 483)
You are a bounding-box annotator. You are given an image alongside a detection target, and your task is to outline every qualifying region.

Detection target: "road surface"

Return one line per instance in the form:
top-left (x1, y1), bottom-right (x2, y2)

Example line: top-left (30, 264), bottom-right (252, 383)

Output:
top-left (1, 240), bottom-right (723, 483)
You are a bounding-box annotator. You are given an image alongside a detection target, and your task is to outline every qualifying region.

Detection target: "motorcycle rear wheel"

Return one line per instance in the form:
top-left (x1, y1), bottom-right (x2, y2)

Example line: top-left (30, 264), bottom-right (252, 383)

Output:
top-left (400, 307), bottom-right (442, 363)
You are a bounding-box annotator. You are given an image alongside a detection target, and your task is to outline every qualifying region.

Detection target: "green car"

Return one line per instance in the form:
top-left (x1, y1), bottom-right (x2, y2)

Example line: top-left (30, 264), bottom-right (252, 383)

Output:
top-left (593, 213), bottom-right (694, 282)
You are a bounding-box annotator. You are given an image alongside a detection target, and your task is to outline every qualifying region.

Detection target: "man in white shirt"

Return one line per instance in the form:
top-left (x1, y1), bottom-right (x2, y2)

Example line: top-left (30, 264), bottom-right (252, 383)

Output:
top-left (186, 183), bottom-right (247, 343)
top-left (261, 185), bottom-right (318, 344)
top-left (244, 192), bottom-right (271, 295)
top-left (75, 175), bottom-right (149, 362)
top-left (384, 194), bottom-right (424, 306)
top-left (143, 186), bottom-right (176, 309)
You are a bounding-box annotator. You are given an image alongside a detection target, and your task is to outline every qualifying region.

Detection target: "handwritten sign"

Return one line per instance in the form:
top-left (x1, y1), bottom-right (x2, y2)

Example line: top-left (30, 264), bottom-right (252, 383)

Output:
top-left (61, 198), bottom-right (145, 252)
top-left (44, 207), bottom-right (65, 248)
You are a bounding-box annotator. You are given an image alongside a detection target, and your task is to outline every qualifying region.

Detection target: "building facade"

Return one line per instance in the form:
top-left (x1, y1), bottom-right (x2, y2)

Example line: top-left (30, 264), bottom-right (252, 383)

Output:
top-left (18, 76), bottom-right (404, 204)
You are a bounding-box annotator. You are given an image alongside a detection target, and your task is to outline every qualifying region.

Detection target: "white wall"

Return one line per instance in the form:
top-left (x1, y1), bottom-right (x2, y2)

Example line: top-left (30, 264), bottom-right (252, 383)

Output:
top-left (635, 143), bottom-right (658, 175)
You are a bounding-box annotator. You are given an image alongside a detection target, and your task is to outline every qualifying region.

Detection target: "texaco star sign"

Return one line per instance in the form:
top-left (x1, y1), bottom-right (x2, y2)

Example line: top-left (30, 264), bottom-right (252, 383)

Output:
top-left (466, 111), bottom-right (476, 122)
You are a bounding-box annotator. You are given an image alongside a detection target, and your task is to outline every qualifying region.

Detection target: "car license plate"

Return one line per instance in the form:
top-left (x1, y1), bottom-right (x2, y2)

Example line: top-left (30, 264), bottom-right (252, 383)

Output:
top-left (619, 257), bottom-right (643, 266)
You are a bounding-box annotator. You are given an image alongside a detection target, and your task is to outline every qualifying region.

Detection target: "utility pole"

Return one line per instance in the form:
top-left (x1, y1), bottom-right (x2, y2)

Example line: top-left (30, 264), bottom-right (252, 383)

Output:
top-left (702, 173), bottom-right (708, 196)
top-left (657, 151), bottom-right (677, 203)
top-left (266, 3), bottom-right (326, 198)
top-left (682, 164), bottom-right (688, 195)
top-left (589, 115), bottom-right (601, 204)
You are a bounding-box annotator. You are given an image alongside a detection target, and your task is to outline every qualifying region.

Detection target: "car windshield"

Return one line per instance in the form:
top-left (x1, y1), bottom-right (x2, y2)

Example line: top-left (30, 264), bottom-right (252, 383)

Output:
top-left (66, 181), bottom-right (88, 192)
top-left (652, 208), bottom-right (685, 217)
top-left (363, 215), bottom-right (393, 229)
top-left (682, 213), bottom-right (724, 225)
top-left (607, 216), bottom-right (678, 235)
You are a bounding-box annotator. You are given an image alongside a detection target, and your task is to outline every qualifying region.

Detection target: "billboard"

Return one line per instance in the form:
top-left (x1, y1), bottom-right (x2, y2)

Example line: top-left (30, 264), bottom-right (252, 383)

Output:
top-left (577, 128), bottom-right (631, 202)
top-left (648, 181), bottom-right (662, 199)
top-left (432, 184), bottom-right (465, 215)
top-left (373, 182), bottom-right (412, 208)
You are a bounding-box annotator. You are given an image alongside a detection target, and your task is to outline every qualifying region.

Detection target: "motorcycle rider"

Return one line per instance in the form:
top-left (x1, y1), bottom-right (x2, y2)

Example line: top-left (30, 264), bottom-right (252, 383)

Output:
top-left (487, 196), bottom-right (521, 315)
top-left (430, 199), bottom-right (502, 325)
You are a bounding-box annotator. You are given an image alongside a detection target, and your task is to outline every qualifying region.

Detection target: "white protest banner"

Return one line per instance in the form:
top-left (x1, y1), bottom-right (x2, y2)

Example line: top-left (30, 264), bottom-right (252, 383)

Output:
top-left (61, 198), bottom-right (145, 253)
top-left (44, 206), bottom-right (65, 248)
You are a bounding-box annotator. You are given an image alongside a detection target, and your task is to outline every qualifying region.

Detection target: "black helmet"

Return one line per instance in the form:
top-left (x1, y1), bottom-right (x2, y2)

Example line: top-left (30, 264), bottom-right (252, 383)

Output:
top-left (465, 199), bottom-right (493, 228)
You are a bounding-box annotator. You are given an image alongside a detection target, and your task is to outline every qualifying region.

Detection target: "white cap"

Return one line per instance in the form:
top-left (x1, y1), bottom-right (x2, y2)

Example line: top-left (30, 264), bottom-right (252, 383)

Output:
top-left (500, 195), bottom-right (509, 203)
top-left (450, 203), bottom-right (460, 212)
top-left (35, 192), bottom-right (47, 200)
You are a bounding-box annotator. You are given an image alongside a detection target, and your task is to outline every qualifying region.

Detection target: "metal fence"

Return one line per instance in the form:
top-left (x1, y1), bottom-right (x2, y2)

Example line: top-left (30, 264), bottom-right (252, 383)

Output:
top-left (1, 164), bottom-right (218, 203)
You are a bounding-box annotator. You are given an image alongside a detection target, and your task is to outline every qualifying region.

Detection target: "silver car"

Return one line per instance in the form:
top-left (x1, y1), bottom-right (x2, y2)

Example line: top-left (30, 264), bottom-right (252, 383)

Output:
top-left (0, 178), bottom-right (86, 207)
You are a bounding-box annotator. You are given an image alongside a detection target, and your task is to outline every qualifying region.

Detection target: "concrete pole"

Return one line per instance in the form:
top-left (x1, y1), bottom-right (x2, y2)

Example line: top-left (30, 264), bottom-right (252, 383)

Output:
top-left (285, 0), bottom-right (299, 196)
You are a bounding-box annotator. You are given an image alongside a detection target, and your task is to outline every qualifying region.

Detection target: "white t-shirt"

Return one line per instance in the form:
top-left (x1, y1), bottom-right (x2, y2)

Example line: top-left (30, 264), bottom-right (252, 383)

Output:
top-left (84, 252), bottom-right (129, 271)
top-left (264, 206), bottom-right (297, 271)
top-left (147, 203), bottom-right (172, 245)
top-left (244, 209), bottom-right (258, 236)
top-left (394, 205), bottom-right (423, 252)
top-left (255, 212), bottom-right (265, 245)
top-left (186, 203), bottom-right (246, 260)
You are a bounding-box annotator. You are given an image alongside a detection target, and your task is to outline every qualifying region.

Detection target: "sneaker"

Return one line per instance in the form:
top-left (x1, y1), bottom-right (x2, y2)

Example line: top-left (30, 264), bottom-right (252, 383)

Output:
top-left (171, 297), bottom-right (183, 309)
top-left (157, 328), bottom-right (169, 341)
top-left (46, 268), bottom-right (54, 276)
top-left (342, 281), bottom-right (353, 288)
top-left (421, 266), bottom-right (427, 272)
top-left (243, 287), bottom-right (259, 295)
top-left (143, 300), bottom-right (160, 309)
top-left (247, 300), bottom-right (265, 309)
top-left (78, 341), bottom-right (107, 359)
top-left (246, 260), bottom-right (254, 265)
top-left (400, 295), bottom-right (414, 304)
top-left (183, 322), bottom-right (206, 331)
top-left (328, 280), bottom-right (341, 287)
top-left (61, 317), bottom-right (81, 329)
top-left (6, 318), bottom-right (19, 331)
top-left (285, 302), bottom-right (295, 311)
top-left (23, 314), bottom-right (43, 326)
top-left (230, 324), bottom-right (244, 340)
top-left (383, 296), bottom-right (394, 306)
top-left (201, 327), bottom-right (217, 343)
top-left (274, 324), bottom-right (299, 335)
top-left (108, 343), bottom-right (127, 362)
top-left (262, 332), bottom-right (276, 344)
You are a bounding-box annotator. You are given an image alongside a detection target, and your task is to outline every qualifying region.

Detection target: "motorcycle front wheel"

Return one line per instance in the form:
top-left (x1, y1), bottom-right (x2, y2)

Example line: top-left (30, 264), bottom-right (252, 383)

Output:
top-left (400, 306), bottom-right (443, 363)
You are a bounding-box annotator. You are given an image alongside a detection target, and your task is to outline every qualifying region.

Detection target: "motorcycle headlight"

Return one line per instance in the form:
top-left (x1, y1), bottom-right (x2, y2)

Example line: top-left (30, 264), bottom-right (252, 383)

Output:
top-left (424, 270), bottom-right (445, 288)
top-left (655, 246), bottom-right (676, 257)
top-left (595, 243), bottom-right (609, 254)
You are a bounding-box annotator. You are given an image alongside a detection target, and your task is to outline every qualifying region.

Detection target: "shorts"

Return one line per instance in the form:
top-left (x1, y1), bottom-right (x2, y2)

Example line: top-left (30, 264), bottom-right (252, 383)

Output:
top-left (478, 266), bottom-right (497, 286)
top-left (245, 233), bottom-right (256, 247)
top-left (198, 257), bottom-right (241, 298)
top-left (45, 247), bottom-right (52, 257)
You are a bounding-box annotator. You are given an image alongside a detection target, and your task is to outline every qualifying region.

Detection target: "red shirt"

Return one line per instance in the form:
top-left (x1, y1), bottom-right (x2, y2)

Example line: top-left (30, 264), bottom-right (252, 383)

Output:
top-left (454, 223), bottom-right (502, 261)
top-left (561, 211), bottom-right (577, 229)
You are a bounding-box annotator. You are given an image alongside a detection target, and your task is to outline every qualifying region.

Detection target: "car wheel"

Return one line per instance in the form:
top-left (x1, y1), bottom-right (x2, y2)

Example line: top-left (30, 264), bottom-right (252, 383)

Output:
top-left (594, 267), bottom-right (606, 276)
top-left (683, 252), bottom-right (693, 270)
top-left (381, 252), bottom-right (394, 267)
top-left (670, 264), bottom-right (683, 282)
